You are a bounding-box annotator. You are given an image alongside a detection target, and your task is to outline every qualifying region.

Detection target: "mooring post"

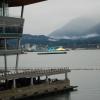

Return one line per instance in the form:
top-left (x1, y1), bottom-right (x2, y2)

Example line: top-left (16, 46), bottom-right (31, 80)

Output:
top-left (13, 79), bottom-right (16, 88)
top-left (46, 75), bottom-right (48, 83)
top-left (31, 77), bottom-right (33, 85)
top-left (65, 72), bottom-right (68, 80)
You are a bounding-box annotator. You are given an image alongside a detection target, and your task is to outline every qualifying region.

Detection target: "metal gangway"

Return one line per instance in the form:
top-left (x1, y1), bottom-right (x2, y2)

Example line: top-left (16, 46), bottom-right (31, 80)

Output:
top-left (0, 67), bottom-right (70, 81)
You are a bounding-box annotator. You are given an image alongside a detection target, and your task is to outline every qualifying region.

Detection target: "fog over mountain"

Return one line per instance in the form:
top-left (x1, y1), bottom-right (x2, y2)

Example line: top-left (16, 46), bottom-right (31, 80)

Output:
top-left (49, 16), bottom-right (100, 39)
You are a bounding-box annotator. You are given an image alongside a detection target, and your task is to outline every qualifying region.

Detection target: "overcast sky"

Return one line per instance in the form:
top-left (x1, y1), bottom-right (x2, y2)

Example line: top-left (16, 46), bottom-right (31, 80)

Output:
top-left (10, 0), bottom-right (100, 35)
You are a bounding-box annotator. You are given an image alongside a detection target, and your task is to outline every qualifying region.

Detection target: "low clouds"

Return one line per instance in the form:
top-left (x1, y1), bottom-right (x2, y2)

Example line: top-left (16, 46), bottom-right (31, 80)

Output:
top-left (22, 0), bottom-right (100, 35)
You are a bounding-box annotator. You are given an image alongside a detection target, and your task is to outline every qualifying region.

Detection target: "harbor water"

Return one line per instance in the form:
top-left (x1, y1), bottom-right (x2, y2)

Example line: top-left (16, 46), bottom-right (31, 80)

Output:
top-left (0, 50), bottom-right (100, 100)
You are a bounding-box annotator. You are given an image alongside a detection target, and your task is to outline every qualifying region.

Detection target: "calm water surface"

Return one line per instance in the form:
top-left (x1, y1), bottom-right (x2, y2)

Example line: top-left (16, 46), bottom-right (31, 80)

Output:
top-left (0, 50), bottom-right (100, 100)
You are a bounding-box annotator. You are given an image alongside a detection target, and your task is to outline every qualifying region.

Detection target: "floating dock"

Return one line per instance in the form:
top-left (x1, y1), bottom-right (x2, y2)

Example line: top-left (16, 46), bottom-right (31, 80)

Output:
top-left (0, 67), bottom-right (77, 100)
top-left (37, 51), bottom-right (67, 55)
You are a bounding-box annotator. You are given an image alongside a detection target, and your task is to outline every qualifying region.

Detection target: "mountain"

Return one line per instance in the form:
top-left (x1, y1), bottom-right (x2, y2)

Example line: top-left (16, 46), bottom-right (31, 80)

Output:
top-left (49, 17), bottom-right (100, 39)
top-left (21, 34), bottom-right (50, 45)
top-left (7, 33), bottom-right (100, 49)
top-left (86, 23), bottom-right (100, 35)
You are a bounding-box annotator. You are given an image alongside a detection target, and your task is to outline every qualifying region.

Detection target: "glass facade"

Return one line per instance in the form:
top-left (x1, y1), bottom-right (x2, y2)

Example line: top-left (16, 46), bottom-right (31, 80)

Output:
top-left (0, 26), bottom-right (23, 33)
top-left (0, 16), bottom-right (24, 37)
top-left (0, 0), bottom-right (24, 38)
top-left (0, 2), bottom-right (3, 16)
top-left (0, 0), bottom-right (9, 16)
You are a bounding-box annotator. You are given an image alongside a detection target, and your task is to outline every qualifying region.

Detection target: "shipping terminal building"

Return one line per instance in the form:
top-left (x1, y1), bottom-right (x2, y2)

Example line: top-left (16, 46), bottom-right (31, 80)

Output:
top-left (0, 0), bottom-right (77, 100)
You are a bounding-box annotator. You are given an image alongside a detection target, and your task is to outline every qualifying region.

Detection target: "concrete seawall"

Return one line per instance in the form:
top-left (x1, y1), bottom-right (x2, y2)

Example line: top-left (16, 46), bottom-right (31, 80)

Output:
top-left (0, 80), bottom-right (76, 100)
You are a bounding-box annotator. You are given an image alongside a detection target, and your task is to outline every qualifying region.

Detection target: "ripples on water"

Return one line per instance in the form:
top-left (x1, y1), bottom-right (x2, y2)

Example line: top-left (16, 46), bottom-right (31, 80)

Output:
top-left (0, 50), bottom-right (100, 100)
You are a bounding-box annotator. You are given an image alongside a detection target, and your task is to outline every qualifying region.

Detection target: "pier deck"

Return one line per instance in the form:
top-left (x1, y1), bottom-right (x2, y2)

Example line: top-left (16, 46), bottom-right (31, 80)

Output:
top-left (0, 80), bottom-right (73, 100)
top-left (0, 67), bottom-right (75, 100)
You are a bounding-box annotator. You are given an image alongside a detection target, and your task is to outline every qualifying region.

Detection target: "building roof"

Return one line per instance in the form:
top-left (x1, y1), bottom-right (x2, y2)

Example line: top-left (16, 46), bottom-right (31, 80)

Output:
top-left (8, 0), bottom-right (46, 7)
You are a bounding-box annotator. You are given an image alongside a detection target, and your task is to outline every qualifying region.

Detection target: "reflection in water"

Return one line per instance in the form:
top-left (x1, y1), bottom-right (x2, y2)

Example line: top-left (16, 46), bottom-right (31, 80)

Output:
top-left (27, 92), bottom-right (71, 100)
top-left (64, 92), bottom-right (71, 100)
